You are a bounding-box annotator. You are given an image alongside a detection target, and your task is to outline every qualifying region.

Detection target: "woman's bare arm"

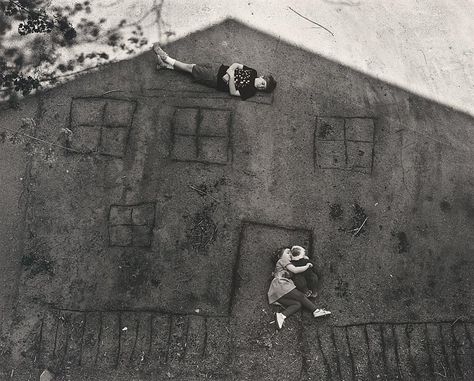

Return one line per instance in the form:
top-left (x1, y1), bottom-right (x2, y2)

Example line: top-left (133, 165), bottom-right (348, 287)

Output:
top-left (286, 263), bottom-right (311, 274)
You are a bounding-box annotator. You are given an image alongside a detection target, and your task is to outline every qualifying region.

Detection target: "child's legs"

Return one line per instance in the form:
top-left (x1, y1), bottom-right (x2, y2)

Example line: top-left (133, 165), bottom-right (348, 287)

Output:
top-left (190, 63), bottom-right (220, 88)
top-left (292, 273), bottom-right (309, 293)
top-left (304, 270), bottom-right (319, 292)
top-left (277, 297), bottom-right (302, 318)
top-left (173, 60), bottom-right (195, 73)
top-left (284, 288), bottom-right (317, 313)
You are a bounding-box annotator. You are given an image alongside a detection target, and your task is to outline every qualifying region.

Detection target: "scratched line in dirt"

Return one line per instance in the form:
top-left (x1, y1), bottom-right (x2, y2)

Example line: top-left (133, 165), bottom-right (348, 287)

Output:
top-left (34, 310), bottom-right (474, 380)
top-left (37, 309), bottom-right (231, 373)
top-left (302, 321), bottom-right (474, 380)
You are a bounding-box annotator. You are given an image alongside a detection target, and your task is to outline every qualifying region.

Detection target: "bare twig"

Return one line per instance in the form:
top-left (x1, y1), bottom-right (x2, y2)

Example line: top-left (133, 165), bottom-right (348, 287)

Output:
top-left (352, 217), bottom-right (368, 237)
top-left (204, 225), bottom-right (218, 247)
top-left (188, 185), bottom-right (219, 202)
top-left (434, 364), bottom-right (447, 378)
top-left (100, 89), bottom-right (123, 96)
top-left (288, 7), bottom-right (334, 37)
top-left (188, 185), bottom-right (205, 195)
top-left (451, 316), bottom-right (462, 326)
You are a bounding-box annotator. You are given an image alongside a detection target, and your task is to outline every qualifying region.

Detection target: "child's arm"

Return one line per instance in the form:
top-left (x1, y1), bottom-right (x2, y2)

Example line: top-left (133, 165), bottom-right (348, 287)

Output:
top-left (227, 63), bottom-right (244, 73)
top-left (286, 263), bottom-right (312, 274)
top-left (227, 70), bottom-right (240, 97)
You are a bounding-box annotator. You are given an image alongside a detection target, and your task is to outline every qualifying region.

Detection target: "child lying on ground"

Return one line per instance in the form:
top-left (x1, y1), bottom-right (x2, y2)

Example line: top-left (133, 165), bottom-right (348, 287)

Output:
top-left (290, 245), bottom-right (319, 298)
top-left (152, 43), bottom-right (277, 101)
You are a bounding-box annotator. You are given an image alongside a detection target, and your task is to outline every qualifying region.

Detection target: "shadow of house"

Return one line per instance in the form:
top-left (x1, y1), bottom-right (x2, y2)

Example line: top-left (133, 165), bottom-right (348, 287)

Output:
top-left (1, 18), bottom-right (473, 380)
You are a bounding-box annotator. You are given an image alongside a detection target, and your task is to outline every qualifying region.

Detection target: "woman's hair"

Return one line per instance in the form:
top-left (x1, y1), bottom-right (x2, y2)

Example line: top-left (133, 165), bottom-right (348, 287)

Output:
top-left (262, 75), bottom-right (277, 93)
top-left (271, 247), bottom-right (288, 264)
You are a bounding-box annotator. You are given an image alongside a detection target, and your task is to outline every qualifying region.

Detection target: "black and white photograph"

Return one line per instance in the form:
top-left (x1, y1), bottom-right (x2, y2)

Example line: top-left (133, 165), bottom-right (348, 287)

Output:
top-left (0, 1), bottom-right (473, 379)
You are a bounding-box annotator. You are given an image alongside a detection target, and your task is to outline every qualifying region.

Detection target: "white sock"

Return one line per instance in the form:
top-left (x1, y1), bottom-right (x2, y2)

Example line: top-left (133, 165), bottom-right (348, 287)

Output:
top-left (165, 57), bottom-right (176, 66)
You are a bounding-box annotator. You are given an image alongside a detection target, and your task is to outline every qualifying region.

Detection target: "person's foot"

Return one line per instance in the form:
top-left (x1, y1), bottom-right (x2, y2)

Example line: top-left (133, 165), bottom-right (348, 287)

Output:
top-left (276, 312), bottom-right (286, 329)
top-left (155, 55), bottom-right (173, 70)
top-left (153, 42), bottom-right (169, 61)
top-left (309, 291), bottom-right (318, 298)
top-left (313, 309), bottom-right (331, 318)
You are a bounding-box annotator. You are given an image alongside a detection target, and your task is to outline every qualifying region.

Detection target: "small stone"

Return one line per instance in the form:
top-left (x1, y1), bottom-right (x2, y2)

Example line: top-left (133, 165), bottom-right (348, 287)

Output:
top-left (40, 369), bottom-right (54, 381)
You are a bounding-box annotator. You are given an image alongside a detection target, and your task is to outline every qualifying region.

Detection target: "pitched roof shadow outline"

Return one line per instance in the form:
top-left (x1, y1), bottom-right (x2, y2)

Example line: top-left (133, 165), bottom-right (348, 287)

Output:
top-left (2, 18), bottom-right (473, 156)
top-left (2, 17), bottom-right (473, 122)
top-left (148, 18), bottom-right (474, 153)
top-left (152, 18), bottom-right (472, 110)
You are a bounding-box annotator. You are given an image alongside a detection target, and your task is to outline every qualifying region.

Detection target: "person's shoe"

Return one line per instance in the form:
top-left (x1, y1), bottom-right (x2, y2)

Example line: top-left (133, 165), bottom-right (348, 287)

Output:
top-left (313, 309), bottom-right (331, 318)
top-left (276, 312), bottom-right (286, 329)
top-left (309, 291), bottom-right (318, 299)
top-left (155, 55), bottom-right (173, 70)
top-left (153, 42), bottom-right (169, 61)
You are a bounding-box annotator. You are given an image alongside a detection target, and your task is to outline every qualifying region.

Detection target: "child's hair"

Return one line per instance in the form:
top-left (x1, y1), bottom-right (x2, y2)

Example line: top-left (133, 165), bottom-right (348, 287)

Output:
top-left (290, 245), bottom-right (305, 257)
top-left (271, 247), bottom-right (289, 264)
top-left (262, 75), bottom-right (277, 93)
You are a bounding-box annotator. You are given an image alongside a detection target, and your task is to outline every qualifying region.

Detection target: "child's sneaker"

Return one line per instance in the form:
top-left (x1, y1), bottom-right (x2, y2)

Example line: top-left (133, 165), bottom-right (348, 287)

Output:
top-left (313, 309), bottom-right (331, 318)
top-left (155, 55), bottom-right (173, 70)
top-left (275, 312), bottom-right (286, 329)
top-left (153, 42), bottom-right (169, 61)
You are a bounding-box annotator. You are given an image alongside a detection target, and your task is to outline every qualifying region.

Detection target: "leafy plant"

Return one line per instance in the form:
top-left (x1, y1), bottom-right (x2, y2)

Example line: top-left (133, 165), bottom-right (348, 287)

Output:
top-left (0, 0), bottom-right (167, 104)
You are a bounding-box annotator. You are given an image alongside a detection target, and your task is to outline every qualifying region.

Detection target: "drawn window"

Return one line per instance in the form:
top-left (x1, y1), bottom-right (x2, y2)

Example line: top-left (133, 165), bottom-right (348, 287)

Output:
top-left (172, 107), bottom-right (232, 165)
top-left (69, 98), bottom-right (136, 158)
top-left (108, 203), bottom-right (155, 247)
top-left (315, 116), bottom-right (375, 174)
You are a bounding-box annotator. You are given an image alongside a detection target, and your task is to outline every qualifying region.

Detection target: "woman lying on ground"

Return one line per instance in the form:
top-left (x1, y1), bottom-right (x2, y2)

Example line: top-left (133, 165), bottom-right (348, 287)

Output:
top-left (268, 248), bottom-right (331, 329)
top-left (152, 43), bottom-right (277, 101)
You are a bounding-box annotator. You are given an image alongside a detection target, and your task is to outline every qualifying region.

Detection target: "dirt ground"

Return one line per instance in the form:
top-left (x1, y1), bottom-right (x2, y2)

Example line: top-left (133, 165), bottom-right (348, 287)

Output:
top-left (0, 19), bottom-right (473, 380)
